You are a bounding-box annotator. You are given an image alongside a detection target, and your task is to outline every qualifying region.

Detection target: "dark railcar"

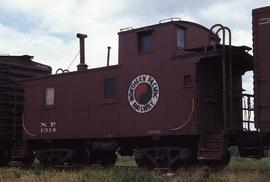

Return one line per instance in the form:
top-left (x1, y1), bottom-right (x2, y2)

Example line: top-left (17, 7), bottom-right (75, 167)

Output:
top-left (253, 6), bottom-right (270, 131)
top-left (0, 55), bottom-right (51, 165)
top-left (21, 20), bottom-right (255, 168)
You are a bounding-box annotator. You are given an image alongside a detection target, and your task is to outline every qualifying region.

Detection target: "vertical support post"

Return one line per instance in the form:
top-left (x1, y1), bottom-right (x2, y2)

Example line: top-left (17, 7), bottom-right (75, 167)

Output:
top-left (13, 84), bottom-right (17, 139)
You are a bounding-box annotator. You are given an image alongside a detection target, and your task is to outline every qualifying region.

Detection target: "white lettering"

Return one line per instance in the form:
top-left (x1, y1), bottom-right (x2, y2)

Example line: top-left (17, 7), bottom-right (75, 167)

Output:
top-left (40, 122), bottom-right (57, 133)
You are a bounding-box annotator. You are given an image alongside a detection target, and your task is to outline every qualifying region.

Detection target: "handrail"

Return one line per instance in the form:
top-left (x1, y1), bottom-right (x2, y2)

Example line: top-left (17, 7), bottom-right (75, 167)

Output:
top-left (56, 68), bottom-right (69, 74)
top-left (242, 94), bottom-right (256, 131)
top-left (209, 24), bottom-right (232, 130)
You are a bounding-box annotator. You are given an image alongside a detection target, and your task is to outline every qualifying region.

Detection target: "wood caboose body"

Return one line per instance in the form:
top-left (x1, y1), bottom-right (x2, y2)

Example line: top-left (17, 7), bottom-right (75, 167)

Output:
top-left (19, 20), bottom-right (258, 168)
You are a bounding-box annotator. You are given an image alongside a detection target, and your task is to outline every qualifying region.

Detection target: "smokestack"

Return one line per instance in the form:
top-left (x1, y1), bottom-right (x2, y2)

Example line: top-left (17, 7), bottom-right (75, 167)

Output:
top-left (106, 46), bottom-right (111, 67)
top-left (76, 33), bottom-right (88, 71)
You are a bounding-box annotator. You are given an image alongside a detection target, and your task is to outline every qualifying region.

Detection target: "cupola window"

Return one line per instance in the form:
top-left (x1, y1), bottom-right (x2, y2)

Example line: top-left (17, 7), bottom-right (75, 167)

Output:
top-left (177, 27), bottom-right (185, 48)
top-left (138, 30), bottom-right (152, 53)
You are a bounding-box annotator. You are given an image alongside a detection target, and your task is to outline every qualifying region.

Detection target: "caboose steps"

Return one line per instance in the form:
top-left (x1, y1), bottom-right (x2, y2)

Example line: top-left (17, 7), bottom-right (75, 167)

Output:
top-left (197, 132), bottom-right (225, 160)
top-left (11, 139), bottom-right (34, 165)
top-left (11, 139), bottom-right (28, 159)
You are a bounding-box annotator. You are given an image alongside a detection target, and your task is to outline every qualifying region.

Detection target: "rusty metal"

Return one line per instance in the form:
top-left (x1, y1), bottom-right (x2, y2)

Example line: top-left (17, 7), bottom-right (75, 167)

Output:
top-left (107, 46), bottom-right (111, 67)
top-left (76, 33), bottom-right (88, 71)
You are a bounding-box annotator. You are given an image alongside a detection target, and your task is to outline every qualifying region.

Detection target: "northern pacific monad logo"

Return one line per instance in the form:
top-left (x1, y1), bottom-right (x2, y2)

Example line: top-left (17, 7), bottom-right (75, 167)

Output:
top-left (128, 74), bottom-right (159, 113)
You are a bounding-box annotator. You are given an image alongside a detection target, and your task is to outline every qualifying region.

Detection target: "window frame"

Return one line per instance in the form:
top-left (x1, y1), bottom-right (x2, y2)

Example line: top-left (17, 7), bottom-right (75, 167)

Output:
top-left (137, 30), bottom-right (153, 53)
top-left (176, 26), bottom-right (185, 49)
top-left (103, 78), bottom-right (117, 104)
top-left (43, 87), bottom-right (55, 109)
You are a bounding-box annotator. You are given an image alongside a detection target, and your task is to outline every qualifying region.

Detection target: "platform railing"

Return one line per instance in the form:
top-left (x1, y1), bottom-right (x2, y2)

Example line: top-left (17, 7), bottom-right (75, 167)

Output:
top-left (242, 94), bottom-right (256, 131)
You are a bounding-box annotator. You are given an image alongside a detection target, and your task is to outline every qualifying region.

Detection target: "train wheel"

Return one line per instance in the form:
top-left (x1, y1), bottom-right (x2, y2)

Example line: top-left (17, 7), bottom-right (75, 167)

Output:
top-left (23, 154), bottom-right (35, 166)
top-left (100, 151), bottom-right (117, 167)
top-left (77, 146), bottom-right (91, 166)
top-left (204, 151), bottom-right (231, 170)
top-left (134, 149), bottom-right (155, 169)
top-left (134, 155), bottom-right (154, 170)
top-left (39, 158), bottom-right (50, 167)
top-left (38, 157), bottom-right (50, 167)
top-left (170, 159), bottom-right (197, 170)
top-left (22, 147), bottom-right (35, 166)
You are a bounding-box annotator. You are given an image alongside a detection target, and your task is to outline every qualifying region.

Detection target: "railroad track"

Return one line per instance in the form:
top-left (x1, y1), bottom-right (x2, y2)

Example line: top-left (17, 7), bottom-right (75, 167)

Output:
top-left (7, 162), bottom-right (270, 174)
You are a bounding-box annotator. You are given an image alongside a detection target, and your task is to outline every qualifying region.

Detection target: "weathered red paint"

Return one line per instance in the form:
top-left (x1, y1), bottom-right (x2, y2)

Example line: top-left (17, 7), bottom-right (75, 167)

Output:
top-left (253, 6), bottom-right (270, 131)
top-left (22, 21), bottom-right (252, 142)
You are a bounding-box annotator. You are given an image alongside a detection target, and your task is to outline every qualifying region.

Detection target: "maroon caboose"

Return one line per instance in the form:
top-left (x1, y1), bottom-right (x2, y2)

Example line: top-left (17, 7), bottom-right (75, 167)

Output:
top-left (20, 17), bottom-right (262, 168)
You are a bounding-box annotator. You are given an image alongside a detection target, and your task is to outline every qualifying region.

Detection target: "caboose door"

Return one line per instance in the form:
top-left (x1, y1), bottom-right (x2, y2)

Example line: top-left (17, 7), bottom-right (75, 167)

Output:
top-left (197, 58), bottom-right (223, 133)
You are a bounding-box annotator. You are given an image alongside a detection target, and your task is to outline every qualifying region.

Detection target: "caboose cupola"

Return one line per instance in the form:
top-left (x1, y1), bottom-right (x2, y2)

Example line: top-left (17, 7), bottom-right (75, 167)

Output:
top-left (118, 20), bottom-right (220, 66)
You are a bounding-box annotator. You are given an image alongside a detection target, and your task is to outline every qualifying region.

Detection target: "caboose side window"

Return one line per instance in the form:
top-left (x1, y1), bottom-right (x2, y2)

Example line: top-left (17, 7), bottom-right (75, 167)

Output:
top-left (177, 27), bottom-right (185, 48)
top-left (104, 79), bottom-right (116, 99)
top-left (138, 30), bottom-right (152, 53)
top-left (45, 87), bottom-right (55, 106)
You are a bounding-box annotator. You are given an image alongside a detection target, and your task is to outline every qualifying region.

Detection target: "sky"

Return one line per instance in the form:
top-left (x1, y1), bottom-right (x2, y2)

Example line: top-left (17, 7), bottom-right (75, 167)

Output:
top-left (0, 0), bottom-right (269, 92)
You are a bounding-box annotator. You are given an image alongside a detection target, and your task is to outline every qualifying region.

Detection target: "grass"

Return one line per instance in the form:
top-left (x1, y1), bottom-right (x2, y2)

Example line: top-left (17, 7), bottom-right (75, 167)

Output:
top-left (227, 157), bottom-right (270, 170)
top-left (0, 157), bottom-right (269, 182)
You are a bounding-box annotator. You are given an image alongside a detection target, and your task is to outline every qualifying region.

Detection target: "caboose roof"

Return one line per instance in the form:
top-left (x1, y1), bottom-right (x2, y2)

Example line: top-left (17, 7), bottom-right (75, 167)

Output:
top-left (253, 5), bottom-right (270, 15)
top-left (118, 20), bottom-right (217, 37)
top-left (0, 55), bottom-right (51, 71)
